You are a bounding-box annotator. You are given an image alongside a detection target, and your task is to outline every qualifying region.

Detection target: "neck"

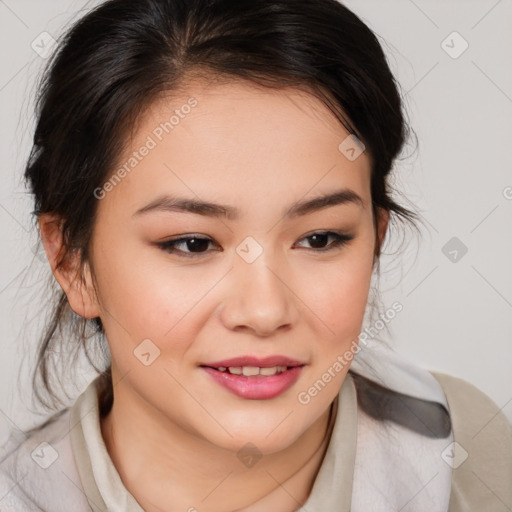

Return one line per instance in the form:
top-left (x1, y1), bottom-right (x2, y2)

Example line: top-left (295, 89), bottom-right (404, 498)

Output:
top-left (100, 380), bottom-right (337, 512)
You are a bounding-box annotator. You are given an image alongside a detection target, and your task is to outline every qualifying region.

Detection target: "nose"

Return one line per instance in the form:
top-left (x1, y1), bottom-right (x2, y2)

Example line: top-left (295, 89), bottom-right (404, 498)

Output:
top-left (218, 252), bottom-right (299, 337)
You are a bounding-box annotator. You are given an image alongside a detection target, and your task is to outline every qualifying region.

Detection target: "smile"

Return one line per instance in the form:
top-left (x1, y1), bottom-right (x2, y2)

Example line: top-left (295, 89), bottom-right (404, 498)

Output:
top-left (200, 365), bottom-right (304, 400)
top-left (211, 365), bottom-right (288, 376)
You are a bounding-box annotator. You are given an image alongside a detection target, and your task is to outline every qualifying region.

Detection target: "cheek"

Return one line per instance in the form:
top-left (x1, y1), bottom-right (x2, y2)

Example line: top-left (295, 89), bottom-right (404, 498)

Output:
top-left (299, 245), bottom-right (375, 340)
top-left (91, 240), bottom-right (211, 361)
top-left (315, 272), bottom-right (371, 345)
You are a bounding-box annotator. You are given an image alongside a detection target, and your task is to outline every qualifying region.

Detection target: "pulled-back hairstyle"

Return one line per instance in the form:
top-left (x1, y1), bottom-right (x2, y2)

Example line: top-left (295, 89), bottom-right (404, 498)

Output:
top-left (24, 0), bottom-right (418, 413)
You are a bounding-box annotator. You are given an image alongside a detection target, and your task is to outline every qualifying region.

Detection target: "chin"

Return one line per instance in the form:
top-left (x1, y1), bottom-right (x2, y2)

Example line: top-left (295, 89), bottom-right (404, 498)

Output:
top-left (213, 430), bottom-right (302, 457)
top-left (197, 411), bottom-right (310, 455)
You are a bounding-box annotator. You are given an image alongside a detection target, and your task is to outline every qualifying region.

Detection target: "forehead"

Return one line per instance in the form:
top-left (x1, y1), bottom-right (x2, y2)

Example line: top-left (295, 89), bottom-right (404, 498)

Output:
top-left (100, 79), bottom-right (372, 216)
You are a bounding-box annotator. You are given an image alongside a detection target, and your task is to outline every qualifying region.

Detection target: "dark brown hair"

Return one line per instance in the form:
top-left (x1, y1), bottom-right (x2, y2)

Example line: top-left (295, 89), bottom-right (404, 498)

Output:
top-left (24, 0), bottom-right (419, 414)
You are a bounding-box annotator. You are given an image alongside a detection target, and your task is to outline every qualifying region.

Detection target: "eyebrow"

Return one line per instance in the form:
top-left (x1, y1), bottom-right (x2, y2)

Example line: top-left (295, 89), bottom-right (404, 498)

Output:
top-left (133, 189), bottom-right (364, 220)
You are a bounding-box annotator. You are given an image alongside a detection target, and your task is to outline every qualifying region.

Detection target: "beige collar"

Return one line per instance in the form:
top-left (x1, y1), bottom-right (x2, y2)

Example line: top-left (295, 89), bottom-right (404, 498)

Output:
top-left (70, 374), bottom-right (359, 512)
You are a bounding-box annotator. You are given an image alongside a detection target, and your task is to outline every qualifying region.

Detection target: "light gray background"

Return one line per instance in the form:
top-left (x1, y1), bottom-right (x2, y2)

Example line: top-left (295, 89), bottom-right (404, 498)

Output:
top-left (1, 0), bottom-right (511, 434)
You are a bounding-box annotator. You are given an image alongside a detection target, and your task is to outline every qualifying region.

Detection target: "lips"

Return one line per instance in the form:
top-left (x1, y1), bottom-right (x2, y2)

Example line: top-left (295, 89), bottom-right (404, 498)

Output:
top-left (199, 355), bottom-right (306, 400)
top-left (200, 355), bottom-right (305, 369)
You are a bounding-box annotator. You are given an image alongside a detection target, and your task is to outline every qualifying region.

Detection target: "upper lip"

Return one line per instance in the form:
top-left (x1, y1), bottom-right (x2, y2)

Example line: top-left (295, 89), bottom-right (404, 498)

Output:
top-left (200, 355), bottom-right (306, 368)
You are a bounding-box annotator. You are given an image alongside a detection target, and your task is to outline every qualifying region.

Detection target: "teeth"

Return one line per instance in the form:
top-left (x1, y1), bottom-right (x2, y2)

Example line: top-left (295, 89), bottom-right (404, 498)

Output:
top-left (242, 366), bottom-right (260, 376)
top-left (215, 366), bottom-right (289, 376)
top-left (259, 366), bottom-right (279, 376)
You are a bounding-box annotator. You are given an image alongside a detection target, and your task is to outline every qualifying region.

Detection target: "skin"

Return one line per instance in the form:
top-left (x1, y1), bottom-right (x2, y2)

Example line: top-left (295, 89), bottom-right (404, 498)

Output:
top-left (40, 79), bottom-right (388, 512)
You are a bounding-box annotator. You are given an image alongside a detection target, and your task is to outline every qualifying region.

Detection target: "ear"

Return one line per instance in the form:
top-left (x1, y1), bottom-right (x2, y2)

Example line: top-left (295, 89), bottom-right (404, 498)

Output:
top-left (38, 214), bottom-right (101, 319)
top-left (373, 207), bottom-right (389, 261)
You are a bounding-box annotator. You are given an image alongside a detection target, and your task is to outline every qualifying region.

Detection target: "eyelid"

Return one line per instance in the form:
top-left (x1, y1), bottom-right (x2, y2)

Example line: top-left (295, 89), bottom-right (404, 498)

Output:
top-left (293, 231), bottom-right (355, 254)
top-left (155, 230), bottom-right (355, 258)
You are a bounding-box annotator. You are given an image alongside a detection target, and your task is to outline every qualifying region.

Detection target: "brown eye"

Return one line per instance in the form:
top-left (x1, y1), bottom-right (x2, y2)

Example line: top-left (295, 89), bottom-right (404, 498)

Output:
top-left (295, 231), bottom-right (354, 251)
top-left (156, 231), bottom-right (354, 259)
top-left (157, 236), bottom-right (218, 257)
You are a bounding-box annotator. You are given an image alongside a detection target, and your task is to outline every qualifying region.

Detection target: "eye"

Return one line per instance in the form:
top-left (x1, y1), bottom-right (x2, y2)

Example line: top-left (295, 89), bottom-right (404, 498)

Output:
top-left (156, 230), bottom-right (354, 258)
top-left (157, 235), bottom-right (218, 258)
top-left (294, 231), bottom-right (354, 252)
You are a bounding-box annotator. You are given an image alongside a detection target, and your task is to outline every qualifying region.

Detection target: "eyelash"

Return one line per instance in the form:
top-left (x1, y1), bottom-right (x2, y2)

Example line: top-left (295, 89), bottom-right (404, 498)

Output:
top-left (156, 231), bottom-right (355, 258)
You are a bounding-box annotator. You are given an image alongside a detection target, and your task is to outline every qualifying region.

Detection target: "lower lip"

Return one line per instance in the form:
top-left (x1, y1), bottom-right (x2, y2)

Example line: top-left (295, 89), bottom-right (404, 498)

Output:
top-left (201, 366), bottom-right (304, 400)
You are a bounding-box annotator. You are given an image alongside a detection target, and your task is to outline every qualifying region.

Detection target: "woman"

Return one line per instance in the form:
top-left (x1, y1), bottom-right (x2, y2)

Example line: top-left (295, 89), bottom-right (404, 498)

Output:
top-left (1, 0), bottom-right (510, 510)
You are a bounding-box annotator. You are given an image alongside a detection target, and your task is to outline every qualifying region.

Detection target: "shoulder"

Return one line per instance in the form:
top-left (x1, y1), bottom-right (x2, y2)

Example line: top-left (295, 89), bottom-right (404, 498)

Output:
top-left (431, 371), bottom-right (512, 443)
top-left (430, 372), bottom-right (512, 511)
top-left (0, 408), bottom-right (91, 512)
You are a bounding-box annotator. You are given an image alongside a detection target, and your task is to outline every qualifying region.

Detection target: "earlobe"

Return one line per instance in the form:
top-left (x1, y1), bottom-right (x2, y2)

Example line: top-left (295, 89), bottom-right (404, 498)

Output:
top-left (38, 214), bottom-right (101, 319)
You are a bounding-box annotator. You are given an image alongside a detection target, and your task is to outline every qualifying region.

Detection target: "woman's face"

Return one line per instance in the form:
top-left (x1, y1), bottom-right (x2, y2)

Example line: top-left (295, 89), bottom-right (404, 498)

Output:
top-left (86, 80), bottom-right (385, 453)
